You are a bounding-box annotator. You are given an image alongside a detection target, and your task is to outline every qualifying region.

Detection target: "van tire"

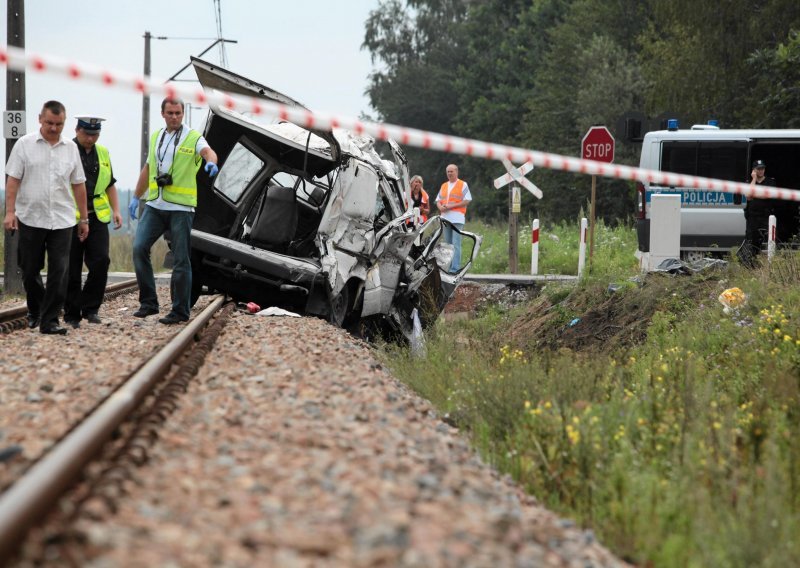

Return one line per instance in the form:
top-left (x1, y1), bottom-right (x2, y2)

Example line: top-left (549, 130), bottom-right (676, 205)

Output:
top-left (680, 250), bottom-right (706, 263)
top-left (328, 284), bottom-right (351, 328)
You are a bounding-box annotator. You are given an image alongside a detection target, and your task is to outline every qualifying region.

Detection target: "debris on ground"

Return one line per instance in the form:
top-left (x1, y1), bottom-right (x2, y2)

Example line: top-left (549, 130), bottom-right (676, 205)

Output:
top-left (718, 287), bottom-right (747, 314)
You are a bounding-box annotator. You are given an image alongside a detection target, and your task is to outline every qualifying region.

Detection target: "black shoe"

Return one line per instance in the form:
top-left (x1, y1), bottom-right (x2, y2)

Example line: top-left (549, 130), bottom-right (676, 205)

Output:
top-left (26, 313), bottom-right (40, 329)
top-left (158, 313), bottom-right (188, 325)
top-left (84, 313), bottom-right (102, 324)
top-left (40, 324), bottom-right (68, 335)
top-left (64, 317), bottom-right (81, 329)
top-left (133, 307), bottom-right (159, 318)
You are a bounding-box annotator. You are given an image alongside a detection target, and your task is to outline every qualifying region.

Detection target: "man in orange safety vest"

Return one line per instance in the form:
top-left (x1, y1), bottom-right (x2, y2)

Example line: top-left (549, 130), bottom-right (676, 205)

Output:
top-left (435, 163), bottom-right (472, 272)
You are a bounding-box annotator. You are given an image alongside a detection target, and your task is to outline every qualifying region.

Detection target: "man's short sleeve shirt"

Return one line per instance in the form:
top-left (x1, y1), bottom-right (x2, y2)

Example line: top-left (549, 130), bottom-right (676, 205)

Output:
top-left (5, 130), bottom-right (86, 229)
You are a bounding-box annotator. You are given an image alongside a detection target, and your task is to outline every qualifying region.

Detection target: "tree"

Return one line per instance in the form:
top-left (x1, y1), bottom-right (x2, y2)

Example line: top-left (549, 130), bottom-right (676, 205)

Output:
top-left (639, 0), bottom-right (800, 127)
top-left (363, 0), bottom-right (470, 192)
top-left (361, 0), bottom-right (800, 225)
top-left (742, 29), bottom-right (800, 128)
top-left (453, 0), bottom-right (571, 220)
top-left (520, 0), bottom-right (648, 223)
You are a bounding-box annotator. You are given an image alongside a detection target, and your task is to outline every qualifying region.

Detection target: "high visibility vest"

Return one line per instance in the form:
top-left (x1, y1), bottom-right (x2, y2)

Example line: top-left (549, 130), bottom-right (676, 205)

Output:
top-left (439, 179), bottom-right (467, 215)
top-left (147, 128), bottom-right (202, 207)
top-left (406, 189), bottom-right (429, 224)
top-left (73, 143), bottom-right (113, 223)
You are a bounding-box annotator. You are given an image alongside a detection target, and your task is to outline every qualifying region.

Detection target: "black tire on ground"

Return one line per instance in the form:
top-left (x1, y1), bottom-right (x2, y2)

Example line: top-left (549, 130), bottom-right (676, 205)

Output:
top-left (328, 283), bottom-right (350, 328)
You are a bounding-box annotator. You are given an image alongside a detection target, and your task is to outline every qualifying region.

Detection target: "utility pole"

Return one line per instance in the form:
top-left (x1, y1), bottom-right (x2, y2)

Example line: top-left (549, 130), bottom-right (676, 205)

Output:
top-left (140, 31), bottom-right (151, 169)
top-left (4, 0), bottom-right (25, 295)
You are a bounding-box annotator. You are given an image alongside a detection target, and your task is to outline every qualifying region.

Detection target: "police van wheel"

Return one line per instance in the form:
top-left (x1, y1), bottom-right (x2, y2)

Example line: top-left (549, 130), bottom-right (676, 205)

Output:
top-left (680, 250), bottom-right (705, 263)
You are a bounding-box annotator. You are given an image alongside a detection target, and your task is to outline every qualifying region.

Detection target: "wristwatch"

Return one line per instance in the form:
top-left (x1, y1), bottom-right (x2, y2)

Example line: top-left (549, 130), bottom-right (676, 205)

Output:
top-left (79, 219), bottom-right (89, 225)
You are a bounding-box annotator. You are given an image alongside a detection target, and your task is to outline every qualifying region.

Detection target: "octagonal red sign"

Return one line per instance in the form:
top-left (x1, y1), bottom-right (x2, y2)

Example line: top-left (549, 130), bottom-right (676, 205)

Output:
top-left (581, 126), bottom-right (615, 163)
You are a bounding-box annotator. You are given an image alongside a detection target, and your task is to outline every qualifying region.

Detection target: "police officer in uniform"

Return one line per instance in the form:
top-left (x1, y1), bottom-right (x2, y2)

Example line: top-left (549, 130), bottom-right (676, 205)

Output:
top-left (64, 116), bottom-right (123, 327)
top-left (740, 159), bottom-right (779, 266)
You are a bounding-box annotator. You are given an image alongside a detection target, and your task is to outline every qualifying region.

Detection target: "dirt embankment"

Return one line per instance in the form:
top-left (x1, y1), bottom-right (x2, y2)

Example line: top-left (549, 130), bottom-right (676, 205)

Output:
top-left (445, 275), bottom-right (722, 354)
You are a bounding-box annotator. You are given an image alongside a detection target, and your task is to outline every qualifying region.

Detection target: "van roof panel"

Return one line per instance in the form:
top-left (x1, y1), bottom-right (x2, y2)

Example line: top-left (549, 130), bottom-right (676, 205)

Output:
top-left (643, 129), bottom-right (800, 142)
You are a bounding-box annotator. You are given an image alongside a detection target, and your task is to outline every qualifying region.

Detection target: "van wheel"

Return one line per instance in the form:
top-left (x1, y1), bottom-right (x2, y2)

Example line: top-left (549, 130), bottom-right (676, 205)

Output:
top-left (680, 251), bottom-right (705, 263)
top-left (328, 285), bottom-right (350, 328)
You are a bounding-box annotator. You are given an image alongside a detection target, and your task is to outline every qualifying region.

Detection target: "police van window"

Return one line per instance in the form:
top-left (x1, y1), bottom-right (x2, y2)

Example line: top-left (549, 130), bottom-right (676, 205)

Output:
top-left (661, 141), bottom-right (747, 182)
top-left (662, 142), bottom-right (696, 177)
top-left (697, 142), bottom-right (747, 181)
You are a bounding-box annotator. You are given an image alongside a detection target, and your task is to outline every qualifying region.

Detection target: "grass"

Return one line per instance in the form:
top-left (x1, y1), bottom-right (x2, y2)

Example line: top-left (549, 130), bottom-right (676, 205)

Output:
top-left (466, 218), bottom-right (639, 277)
top-left (380, 222), bottom-right (800, 567)
top-left (1, 230), bottom-right (169, 279)
top-left (108, 233), bottom-right (169, 272)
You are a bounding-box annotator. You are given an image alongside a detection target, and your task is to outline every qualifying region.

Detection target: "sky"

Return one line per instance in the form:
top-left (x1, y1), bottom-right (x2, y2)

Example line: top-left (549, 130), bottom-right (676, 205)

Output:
top-left (1, 0), bottom-right (380, 192)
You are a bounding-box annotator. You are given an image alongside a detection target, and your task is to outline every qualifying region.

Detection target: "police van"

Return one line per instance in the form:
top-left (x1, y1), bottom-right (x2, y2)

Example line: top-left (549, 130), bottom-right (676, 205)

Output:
top-left (636, 122), bottom-right (800, 260)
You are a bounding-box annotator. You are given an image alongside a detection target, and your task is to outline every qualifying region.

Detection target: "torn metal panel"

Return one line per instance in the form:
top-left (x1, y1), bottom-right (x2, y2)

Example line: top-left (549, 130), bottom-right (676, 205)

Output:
top-left (363, 259), bottom-right (403, 316)
top-left (321, 243), bottom-right (359, 297)
top-left (388, 139), bottom-right (411, 214)
top-left (319, 162), bottom-right (378, 249)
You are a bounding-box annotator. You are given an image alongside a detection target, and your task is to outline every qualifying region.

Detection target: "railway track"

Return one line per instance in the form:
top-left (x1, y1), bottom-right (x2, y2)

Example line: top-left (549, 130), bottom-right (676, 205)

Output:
top-left (0, 282), bottom-right (626, 566)
top-left (0, 279), bottom-right (139, 334)
top-left (0, 292), bottom-right (232, 561)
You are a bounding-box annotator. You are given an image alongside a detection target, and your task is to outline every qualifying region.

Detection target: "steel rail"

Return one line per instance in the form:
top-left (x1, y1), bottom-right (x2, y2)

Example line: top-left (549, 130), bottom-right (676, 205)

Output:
top-left (0, 279), bottom-right (139, 330)
top-left (0, 294), bottom-right (226, 558)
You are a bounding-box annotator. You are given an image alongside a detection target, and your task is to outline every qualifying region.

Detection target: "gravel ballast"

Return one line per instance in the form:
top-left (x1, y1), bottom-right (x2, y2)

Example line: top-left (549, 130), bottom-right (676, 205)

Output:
top-left (2, 289), bottom-right (625, 567)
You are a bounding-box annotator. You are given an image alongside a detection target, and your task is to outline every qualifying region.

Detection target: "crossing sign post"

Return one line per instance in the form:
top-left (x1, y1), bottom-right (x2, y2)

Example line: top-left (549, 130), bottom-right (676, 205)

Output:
top-left (581, 126), bottom-right (615, 263)
top-left (494, 160), bottom-right (541, 274)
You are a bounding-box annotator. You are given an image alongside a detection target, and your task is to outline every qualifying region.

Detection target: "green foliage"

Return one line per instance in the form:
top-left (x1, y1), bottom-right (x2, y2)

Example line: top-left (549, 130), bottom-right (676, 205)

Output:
top-left (1, 231), bottom-right (166, 277)
top-left (467, 219), bottom-right (639, 276)
top-left (108, 233), bottom-right (169, 272)
top-left (364, 0), bottom-right (800, 223)
top-left (380, 222), bottom-right (800, 566)
top-left (746, 30), bottom-right (800, 128)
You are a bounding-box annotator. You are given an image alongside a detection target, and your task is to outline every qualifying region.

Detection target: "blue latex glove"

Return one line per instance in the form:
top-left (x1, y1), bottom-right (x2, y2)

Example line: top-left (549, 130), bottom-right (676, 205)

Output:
top-left (204, 161), bottom-right (219, 177)
top-left (129, 196), bottom-right (140, 220)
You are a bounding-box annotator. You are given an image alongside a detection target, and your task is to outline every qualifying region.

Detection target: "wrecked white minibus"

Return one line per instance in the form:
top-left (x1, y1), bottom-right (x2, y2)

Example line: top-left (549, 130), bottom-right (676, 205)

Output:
top-left (187, 58), bottom-right (481, 338)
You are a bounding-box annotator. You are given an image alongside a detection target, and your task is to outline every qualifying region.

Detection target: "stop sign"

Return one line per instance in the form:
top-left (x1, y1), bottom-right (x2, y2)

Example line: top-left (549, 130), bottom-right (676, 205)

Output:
top-left (581, 126), bottom-right (615, 163)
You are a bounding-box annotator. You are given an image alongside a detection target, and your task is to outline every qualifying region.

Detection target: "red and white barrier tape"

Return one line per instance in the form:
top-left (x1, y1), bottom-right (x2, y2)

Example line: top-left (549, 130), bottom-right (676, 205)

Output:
top-left (3, 45), bottom-right (800, 203)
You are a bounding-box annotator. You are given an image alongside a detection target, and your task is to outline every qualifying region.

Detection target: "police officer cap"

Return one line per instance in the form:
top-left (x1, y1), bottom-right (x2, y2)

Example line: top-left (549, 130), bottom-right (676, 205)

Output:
top-left (75, 115), bottom-right (105, 133)
top-left (752, 159), bottom-right (766, 169)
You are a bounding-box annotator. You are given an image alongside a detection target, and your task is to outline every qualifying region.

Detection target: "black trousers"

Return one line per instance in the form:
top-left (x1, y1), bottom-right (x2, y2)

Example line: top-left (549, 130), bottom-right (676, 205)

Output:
top-left (65, 214), bottom-right (110, 319)
top-left (744, 209), bottom-right (769, 257)
top-left (17, 221), bottom-right (73, 328)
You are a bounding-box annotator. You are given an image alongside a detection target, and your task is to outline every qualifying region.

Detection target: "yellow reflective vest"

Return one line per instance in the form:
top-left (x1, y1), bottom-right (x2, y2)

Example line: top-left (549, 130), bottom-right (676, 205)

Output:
top-left (74, 143), bottom-right (113, 223)
top-left (146, 128), bottom-right (203, 207)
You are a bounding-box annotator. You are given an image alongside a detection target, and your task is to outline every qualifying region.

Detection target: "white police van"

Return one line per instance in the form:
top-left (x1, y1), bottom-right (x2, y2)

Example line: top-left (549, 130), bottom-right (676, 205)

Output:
top-left (636, 121), bottom-right (800, 259)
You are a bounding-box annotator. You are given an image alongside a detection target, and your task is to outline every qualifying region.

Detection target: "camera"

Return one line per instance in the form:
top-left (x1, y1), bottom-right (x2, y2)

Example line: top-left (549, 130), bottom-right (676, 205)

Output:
top-left (155, 173), bottom-right (173, 187)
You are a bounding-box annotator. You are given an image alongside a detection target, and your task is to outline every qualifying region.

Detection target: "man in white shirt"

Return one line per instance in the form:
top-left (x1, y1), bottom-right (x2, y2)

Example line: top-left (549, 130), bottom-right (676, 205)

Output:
top-left (435, 164), bottom-right (472, 272)
top-left (4, 100), bottom-right (89, 335)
